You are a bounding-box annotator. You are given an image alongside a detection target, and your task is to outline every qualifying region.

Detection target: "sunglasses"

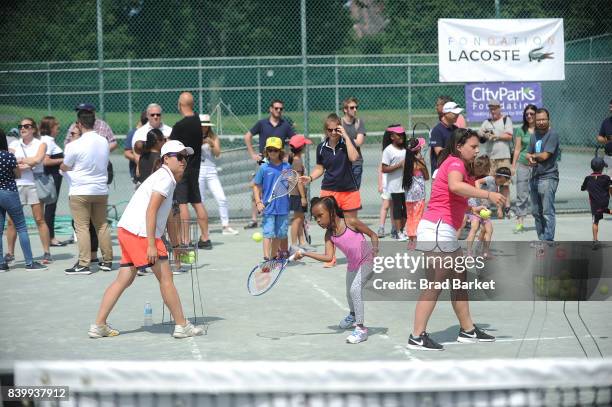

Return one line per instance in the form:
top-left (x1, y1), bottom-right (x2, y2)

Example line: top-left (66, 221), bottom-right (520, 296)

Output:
top-left (525, 112), bottom-right (535, 116)
top-left (267, 148), bottom-right (280, 153)
top-left (18, 124), bottom-right (34, 129)
top-left (149, 113), bottom-right (162, 117)
top-left (272, 107), bottom-right (284, 111)
top-left (166, 152), bottom-right (188, 162)
top-left (348, 105), bottom-right (358, 110)
top-left (70, 131), bottom-right (79, 137)
top-left (326, 128), bottom-right (341, 133)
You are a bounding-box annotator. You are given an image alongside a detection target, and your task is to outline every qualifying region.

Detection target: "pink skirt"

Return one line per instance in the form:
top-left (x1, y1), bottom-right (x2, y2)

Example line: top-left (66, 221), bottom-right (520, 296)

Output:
top-left (405, 200), bottom-right (425, 237)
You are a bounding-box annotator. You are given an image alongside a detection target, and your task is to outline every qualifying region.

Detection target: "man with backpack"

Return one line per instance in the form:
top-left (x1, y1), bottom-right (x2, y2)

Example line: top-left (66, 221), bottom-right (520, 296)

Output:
top-left (478, 98), bottom-right (514, 218)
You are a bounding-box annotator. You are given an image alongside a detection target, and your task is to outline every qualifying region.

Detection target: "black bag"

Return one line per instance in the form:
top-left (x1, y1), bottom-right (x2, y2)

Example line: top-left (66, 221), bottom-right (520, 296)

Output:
top-left (107, 161), bottom-right (114, 184)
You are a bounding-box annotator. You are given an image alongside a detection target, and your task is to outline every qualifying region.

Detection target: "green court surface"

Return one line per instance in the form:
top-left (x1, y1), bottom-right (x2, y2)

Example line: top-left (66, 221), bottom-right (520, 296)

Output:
top-left (0, 214), bottom-right (610, 362)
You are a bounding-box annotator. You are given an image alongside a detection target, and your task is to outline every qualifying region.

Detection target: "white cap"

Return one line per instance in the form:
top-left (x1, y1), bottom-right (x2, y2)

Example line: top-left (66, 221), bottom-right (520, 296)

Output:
top-left (199, 114), bottom-right (215, 126)
top-left (442, 101), bottom-right (463, 114)
top-left (161, 140), bottom-right (194, 157)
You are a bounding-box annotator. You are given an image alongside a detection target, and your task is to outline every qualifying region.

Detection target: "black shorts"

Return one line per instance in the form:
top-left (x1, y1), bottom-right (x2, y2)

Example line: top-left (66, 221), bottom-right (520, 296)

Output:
top-left (174, 168), bottom-right (202, 204)
top-left (391, 192), bottom-right (407, 220)
top-left (290, 195), bottom-right (304, 213)
top-left (592, 208), bottom-right (610, 225)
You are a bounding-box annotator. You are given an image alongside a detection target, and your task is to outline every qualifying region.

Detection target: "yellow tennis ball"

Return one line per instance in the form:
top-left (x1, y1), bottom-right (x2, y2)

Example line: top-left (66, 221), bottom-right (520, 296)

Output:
top-left (252, 232), bottom-right (263, 242)
top-left (479, 209), bottom-right (491, 219)
top-left (600, 284), bottom-right (609, 295)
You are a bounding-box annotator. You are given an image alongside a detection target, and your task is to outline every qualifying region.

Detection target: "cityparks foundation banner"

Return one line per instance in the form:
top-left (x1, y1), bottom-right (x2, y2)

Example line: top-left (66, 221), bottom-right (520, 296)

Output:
top-left (438, 18), bottom-right (565, 82)
top-left (465, 82), bottom-right (542, 122)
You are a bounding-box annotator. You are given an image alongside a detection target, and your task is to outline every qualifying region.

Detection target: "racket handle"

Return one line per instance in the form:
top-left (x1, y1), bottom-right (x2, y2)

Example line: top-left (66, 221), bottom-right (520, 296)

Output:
top-left (288, 250), bottom-right (302, 262)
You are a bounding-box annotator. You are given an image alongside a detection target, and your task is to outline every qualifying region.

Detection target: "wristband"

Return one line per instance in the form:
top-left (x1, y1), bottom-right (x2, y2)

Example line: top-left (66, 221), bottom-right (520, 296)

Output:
top-left (308, 175), bottom-right (313, 182)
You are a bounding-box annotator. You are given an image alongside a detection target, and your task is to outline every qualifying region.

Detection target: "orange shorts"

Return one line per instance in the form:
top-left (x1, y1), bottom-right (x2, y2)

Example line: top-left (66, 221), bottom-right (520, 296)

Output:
top-left (118, 227), bottom-right (168, 269)
top-left (320, 190), bottom-right (362, 211)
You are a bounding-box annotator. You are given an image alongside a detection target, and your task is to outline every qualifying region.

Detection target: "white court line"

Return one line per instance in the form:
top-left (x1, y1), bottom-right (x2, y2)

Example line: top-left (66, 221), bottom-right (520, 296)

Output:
top-left (300, 274), bottom-right (420, 361)
top-left (440, 335), bottom-right (599, 346)
top-left (187, 337), bottom-right (203, 360)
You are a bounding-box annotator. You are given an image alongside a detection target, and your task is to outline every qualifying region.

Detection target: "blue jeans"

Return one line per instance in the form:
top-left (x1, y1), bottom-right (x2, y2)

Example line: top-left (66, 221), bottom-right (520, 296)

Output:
top-left (529, 177), bottom-right (558, 242)
top-left (0, 189), bottom-right (34, 265)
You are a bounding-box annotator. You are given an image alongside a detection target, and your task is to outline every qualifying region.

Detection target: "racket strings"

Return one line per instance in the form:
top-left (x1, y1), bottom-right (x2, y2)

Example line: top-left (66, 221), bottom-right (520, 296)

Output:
top-left (269, 170), bottom-right (299, 202)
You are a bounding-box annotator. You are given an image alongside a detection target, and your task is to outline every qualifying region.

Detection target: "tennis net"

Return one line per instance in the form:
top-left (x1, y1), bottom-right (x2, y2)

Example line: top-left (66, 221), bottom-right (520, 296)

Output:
top-left (8, 358), bottom-right (612, 406)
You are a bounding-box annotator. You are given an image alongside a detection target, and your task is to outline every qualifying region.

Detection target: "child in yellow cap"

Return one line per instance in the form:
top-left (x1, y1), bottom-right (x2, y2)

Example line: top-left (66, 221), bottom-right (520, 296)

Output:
top-left (252, 137), bottom-right (292, 259)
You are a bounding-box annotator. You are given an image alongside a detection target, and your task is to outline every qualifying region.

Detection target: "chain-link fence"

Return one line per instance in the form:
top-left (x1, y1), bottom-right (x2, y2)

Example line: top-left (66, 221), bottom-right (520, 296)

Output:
top-left (1, 1), bottom-right (611, 220)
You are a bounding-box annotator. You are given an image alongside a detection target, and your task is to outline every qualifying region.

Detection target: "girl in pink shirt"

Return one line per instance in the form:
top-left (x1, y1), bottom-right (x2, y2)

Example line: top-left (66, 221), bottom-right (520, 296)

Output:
top-left (294, 196), bottom-right (379, 344)
top-left (408, 128), bottom-right (505, 351)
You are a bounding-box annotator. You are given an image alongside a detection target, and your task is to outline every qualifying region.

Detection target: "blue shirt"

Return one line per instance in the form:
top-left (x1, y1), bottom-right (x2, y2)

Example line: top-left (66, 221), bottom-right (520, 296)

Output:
top-left (430, 121), bottom-right (456, 171)
top-left (316, 138), bottom-right (358, 192)
top-left (254, 161), bottom-right (291, 215)
top-left (0, 150), bottom-right (18, 192)
top-left (250, 118), bottom-right (295, 153)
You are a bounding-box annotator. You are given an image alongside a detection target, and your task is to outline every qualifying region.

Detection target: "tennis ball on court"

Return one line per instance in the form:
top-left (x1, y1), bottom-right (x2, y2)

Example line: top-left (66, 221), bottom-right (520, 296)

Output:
top-left (479, 209), bottom-right (492, 219)
top-left (600, 284), bottom-right (609, 295)
top-left (252, 232), bottom-right (263, 242)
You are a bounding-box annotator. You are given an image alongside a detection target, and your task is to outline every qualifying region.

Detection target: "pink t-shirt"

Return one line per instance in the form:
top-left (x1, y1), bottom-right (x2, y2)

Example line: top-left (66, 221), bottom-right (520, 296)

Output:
top-left (422, 155), bottom-right (474, 229)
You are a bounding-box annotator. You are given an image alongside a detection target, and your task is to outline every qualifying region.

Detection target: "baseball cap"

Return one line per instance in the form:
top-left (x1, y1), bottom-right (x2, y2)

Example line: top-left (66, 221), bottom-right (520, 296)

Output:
top-left (199, 114), bottom-right (215, 127)
top-left (408, 137), bottom-right (426, 152)
top-left (442, 102), bottom-right (463, 114)
top-left (591, 157), bottom-right (608, 172)
top-left (265, 137), bottom-right (283, 150)
top-left (289, 134), bottom-right (312, 149)
top-left (75, 103), bottom-right (96, 112)
top-left (161, 140), bottom-right (194, 157)
top-left (387, 125), bottom-right (405, 134)
top-left (487, 99), bottom-right (501, 107)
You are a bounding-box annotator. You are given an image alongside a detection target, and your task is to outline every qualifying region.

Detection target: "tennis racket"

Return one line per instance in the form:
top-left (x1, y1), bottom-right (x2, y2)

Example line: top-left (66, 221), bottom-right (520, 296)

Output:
top-left (247, 252), bottom-right (298, 296)
top-left (265, 169), bottom-right (299, 206)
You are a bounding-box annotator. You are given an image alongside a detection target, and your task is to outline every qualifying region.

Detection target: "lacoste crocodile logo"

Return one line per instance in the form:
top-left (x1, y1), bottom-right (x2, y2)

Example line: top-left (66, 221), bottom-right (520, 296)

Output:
top-left (528, 47), bottom-right (555, 62)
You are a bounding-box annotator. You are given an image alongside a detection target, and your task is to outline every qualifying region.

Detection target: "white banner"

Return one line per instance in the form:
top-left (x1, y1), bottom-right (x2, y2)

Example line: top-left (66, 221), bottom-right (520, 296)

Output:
top-left (438, 19), bottom-right (565, 82)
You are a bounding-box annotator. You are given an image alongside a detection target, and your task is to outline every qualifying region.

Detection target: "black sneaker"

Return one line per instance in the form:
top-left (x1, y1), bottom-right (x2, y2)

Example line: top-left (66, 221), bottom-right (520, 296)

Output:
top-left (406, 332), bottom-right (444, 351)
top-left (244, 220), bottom-right (258, 229)
top-left (197, 239), bottom-right (212, 250)
top-left (98, 262), bottom-right (113, 272)
top-left (26, 261), bottom-right (48, 271)
top-left (457, 325), bottom-right (495, 343)
top-left (65, 264), bottom-right (92, 275)
top-left (0, 263), bottom-right (9, 272)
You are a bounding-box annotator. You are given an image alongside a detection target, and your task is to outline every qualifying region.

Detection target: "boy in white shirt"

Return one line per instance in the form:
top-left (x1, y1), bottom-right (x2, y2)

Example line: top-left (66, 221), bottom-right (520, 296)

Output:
top-left (88, 140), bottom-right (203, 339)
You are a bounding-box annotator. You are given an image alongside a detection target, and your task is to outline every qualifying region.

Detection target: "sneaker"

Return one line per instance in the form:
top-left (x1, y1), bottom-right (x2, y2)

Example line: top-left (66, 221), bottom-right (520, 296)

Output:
top-left (172, 265), bottom-right (189, 275)
top-left (4, 253), bottom-right (14, 264)
top-left (514, 224), bottom-right (524, 234)
top-left (222, 227), bottom-right (239, 235)
top-left (65, 264), bottom-right (92, 275)
top-left (396, 232), bottom-right (409, 242)
top-left (42, 252), bottom-right (52, 264)
top-left (26, 261), bottom-right (48, 271)
top-left (377, 226), bottom-right (385, 238)
top-left (346, 326), bottom-right (368, 344)
top-left (0, 263), bottom-right (9, 272)
top-left (137, 267), bottom-right (152, 276)
top-left (407, 332), bottom-right (444, 351)
top-left (173, 322), bottom-right (204, 338)
top-left (592, 240), bottom-right (600, 251)
top-left (323, 255), bottom-right (337, 268)
top-left (244, 220), bottom-right (258, 229)
top-left (339, 313), bottom-right (356, 329)
top-left (390, 231), bottom-right (398, 240)
top-left (88, 323), bottom-right (119, 339)
top-left (98, 262), bottom-right (113, 272)
top-left (457, 325), bottom-right (495, 343)
top-left (504, 207), bottom-right (512, 219)
top-left (197, 239), bottom-right (212, 250)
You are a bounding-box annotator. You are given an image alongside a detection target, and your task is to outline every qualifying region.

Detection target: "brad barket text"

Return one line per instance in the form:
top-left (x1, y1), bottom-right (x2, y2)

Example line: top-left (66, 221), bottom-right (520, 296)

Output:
top-left (372, 278), bottom-right (496, 291)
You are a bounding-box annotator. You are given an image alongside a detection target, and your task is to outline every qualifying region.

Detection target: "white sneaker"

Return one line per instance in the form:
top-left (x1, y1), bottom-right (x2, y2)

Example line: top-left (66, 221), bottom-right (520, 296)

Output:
top-left (396, 232), bottom-right (409, 242)
top-left (346, 326), bottom-right (368, 344)
top-left (173, 322), bottom-right (204, 338)
top-left (222, 227), bottom-right (239, 235)
top-left (339, 314), bottom-right (356, 329)
top-left (172, 265), bottom-right (189, 275)
top-left (88, 323), bottom-right (119, 339)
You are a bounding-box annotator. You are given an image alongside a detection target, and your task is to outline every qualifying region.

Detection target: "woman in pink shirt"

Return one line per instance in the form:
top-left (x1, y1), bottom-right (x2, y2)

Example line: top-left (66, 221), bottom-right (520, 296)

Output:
top-left (407, 128), bottom-right (505, 351)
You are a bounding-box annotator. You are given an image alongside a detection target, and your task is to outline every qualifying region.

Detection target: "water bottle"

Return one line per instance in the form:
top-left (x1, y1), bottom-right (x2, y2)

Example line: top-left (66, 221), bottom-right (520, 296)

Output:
top-left (144, 302), bottom-right (153, 327)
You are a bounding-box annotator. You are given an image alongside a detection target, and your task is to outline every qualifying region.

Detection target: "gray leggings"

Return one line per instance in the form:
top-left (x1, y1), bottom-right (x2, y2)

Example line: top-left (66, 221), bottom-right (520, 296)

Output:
top-left (345, 266), bottom-right (371, 325)
top-left (515, 163), bottom-right (532, 218)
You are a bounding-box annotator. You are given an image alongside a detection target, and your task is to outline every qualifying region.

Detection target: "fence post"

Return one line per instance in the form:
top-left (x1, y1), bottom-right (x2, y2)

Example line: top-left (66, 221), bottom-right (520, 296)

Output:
top-left (301, 0), bottom-right (310, 198)
top-left (257, 57), bottom-right (262, 120)
top-left (198, 58), bottom-right (203, 113)
top-left (335, 55), bottom-right (339, 115)
top-left (127, 59), bottom-right (133, 131)
top-left (96, 0), bottom-right (105, 118)
top-left (407, 55), bottom-right (412, 130)
top-left (46, 62), bottom-right (51, 114)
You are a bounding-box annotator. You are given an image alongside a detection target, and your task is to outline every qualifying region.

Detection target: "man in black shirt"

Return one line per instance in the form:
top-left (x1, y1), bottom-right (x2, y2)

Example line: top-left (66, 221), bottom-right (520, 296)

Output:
top-left (170, 92), bottom-right (211, 249)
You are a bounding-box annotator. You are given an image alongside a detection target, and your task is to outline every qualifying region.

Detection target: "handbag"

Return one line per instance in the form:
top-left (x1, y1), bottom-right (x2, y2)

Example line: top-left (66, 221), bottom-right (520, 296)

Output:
top-left (21, 143), bottom-right (57, 204)
top-left (107, 161), bottom-right (114, 184)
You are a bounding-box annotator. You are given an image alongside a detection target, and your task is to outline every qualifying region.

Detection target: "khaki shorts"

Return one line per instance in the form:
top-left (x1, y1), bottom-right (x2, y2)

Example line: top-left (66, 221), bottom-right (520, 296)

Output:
top-left (18, 184), bottom-right (39, 205)
top-left (490, 158), bottom-right (512, 186)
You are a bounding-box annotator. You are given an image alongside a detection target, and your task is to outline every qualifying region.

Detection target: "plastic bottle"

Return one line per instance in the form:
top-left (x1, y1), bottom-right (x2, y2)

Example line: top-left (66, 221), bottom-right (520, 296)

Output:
top-left (144, 302), bottom-right (153, 327)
